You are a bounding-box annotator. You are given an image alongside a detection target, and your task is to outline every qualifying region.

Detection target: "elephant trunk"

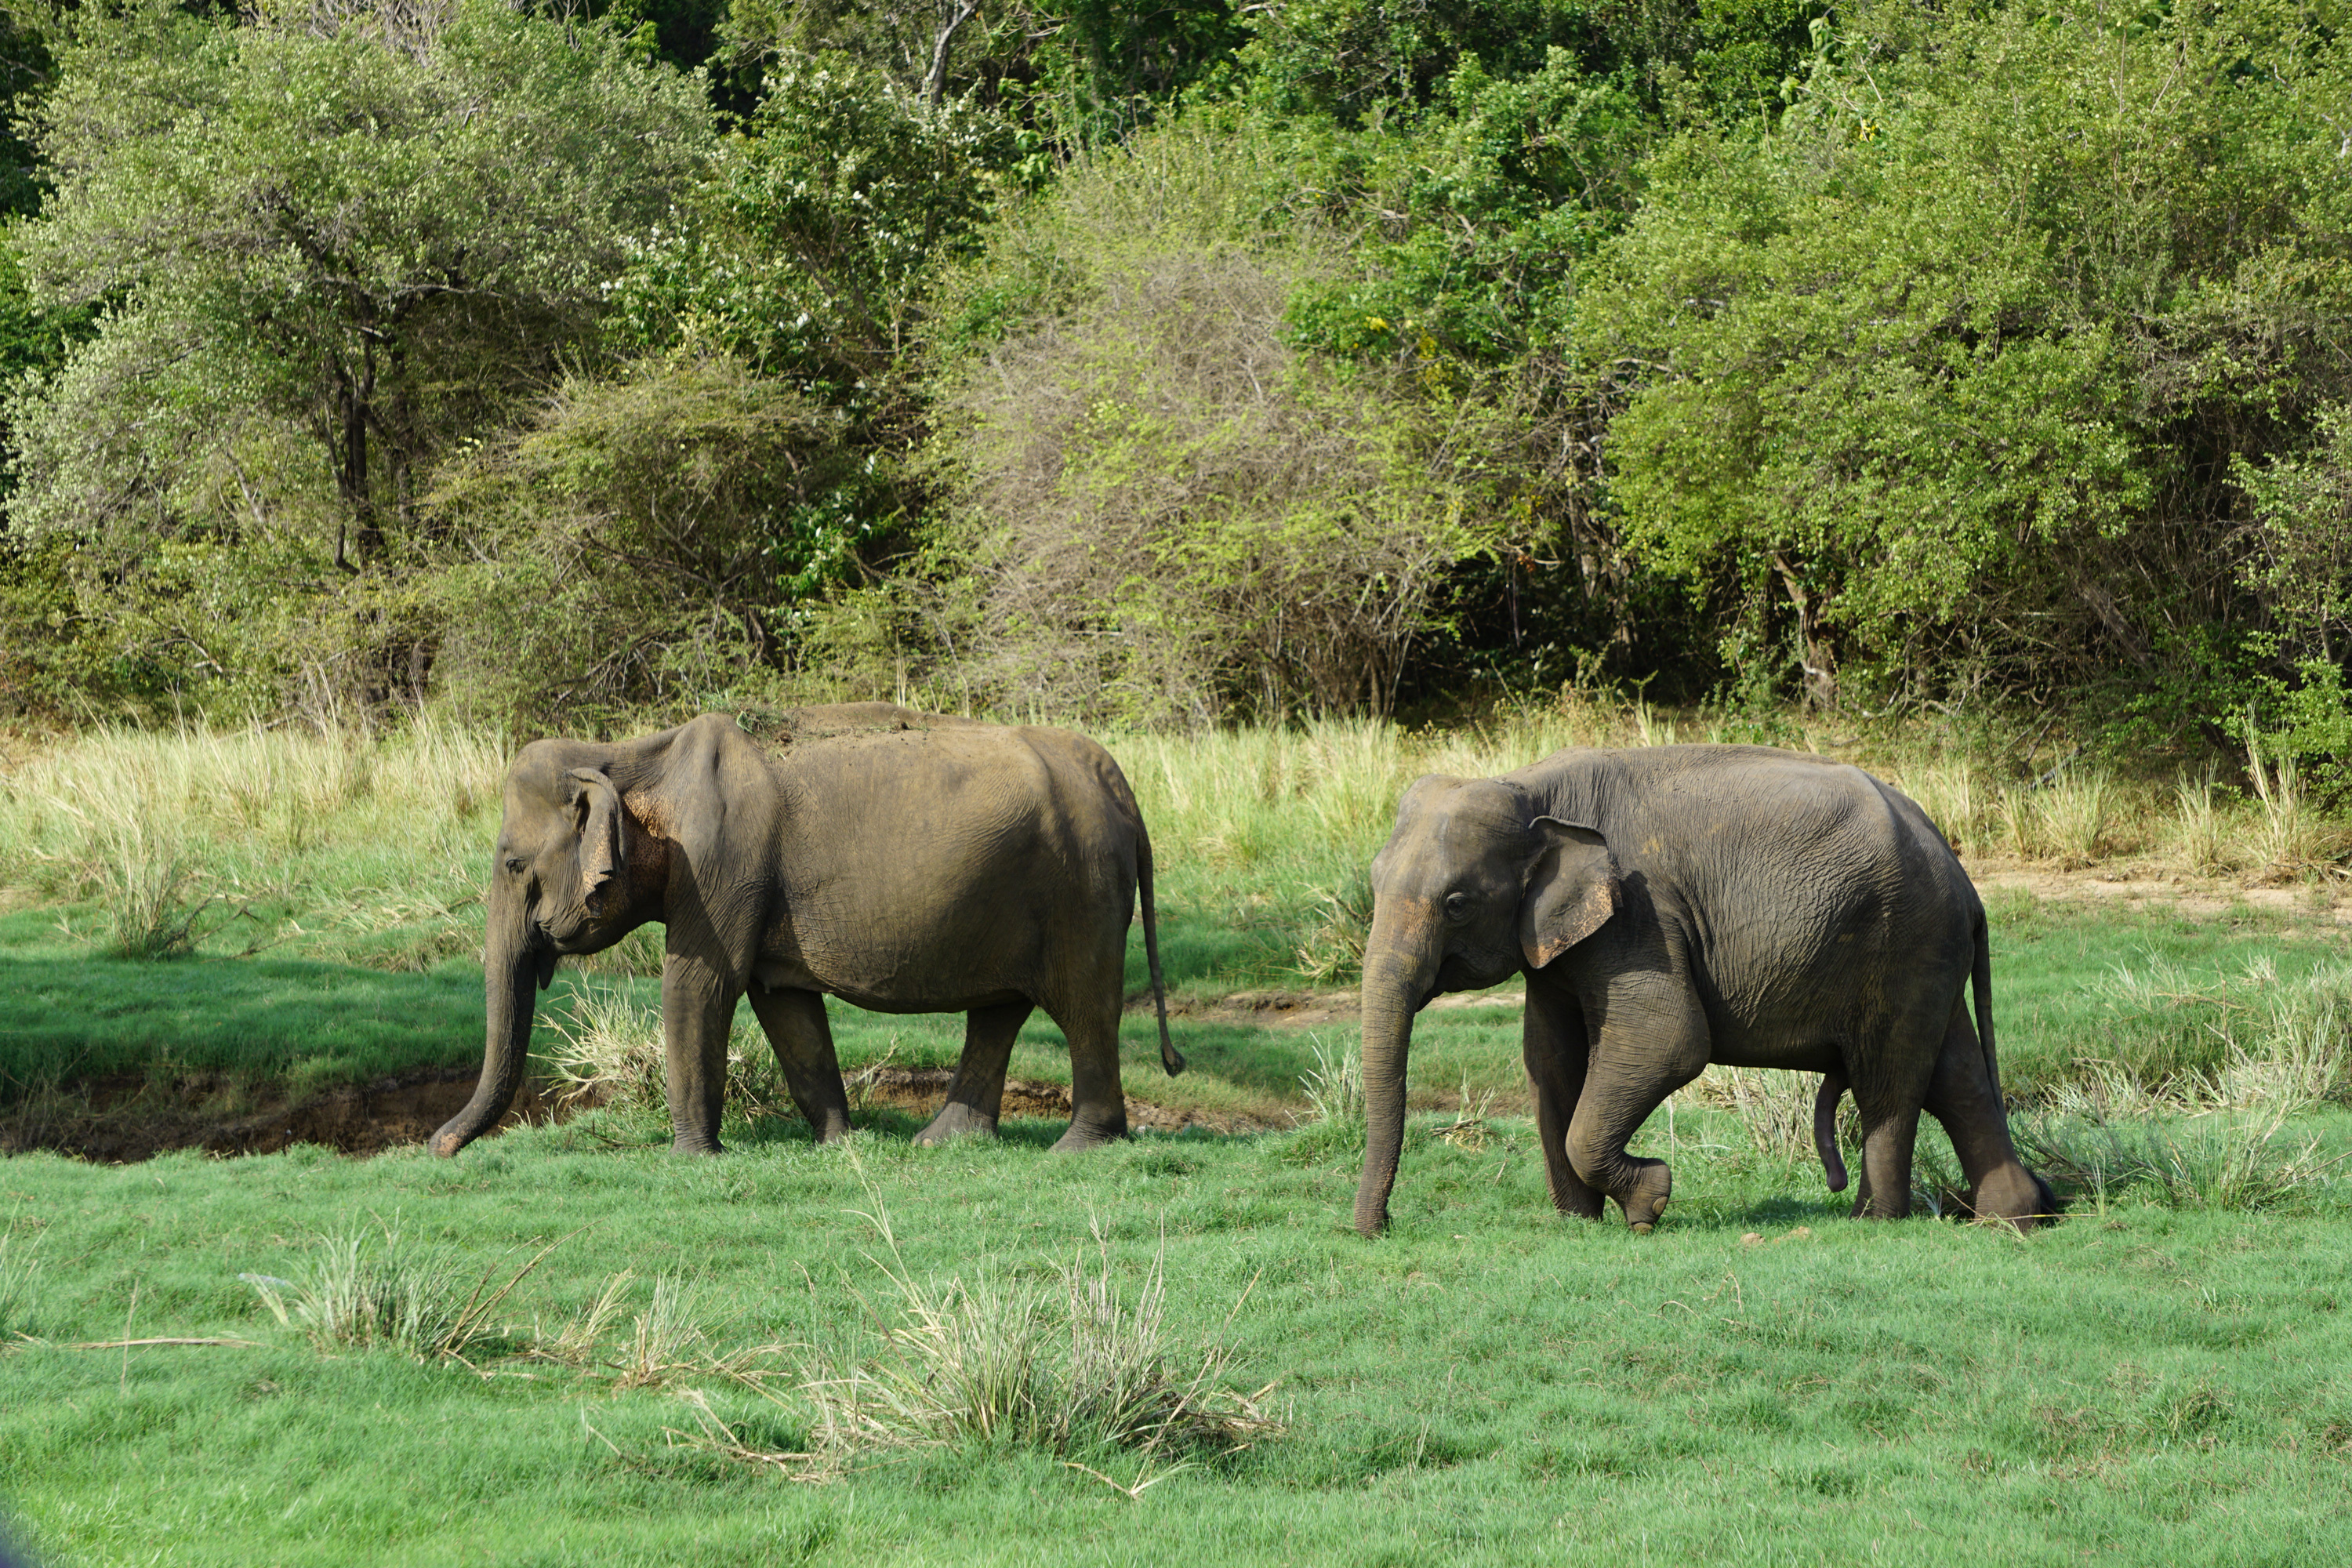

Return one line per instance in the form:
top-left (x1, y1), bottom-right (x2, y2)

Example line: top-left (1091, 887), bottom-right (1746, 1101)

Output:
top-left (430, 882), bottom-right (541, 1158)
top-left (1352, 906), bottom-right (1440, 1237)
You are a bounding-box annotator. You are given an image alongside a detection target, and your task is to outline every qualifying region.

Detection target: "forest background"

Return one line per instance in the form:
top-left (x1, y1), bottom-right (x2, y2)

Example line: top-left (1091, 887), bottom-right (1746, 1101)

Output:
top-left (0, 0), bottom-right (2349, 775)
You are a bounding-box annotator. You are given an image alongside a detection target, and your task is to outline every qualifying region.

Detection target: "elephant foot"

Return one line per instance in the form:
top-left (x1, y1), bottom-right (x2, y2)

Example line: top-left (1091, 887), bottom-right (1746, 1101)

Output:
top-left (913, 1103), bottom-right (999, 1146)
top-left (670, 1134), bottom-right (726, 1156)
top-left (1048, 1116), bottom-right (1129, 1152)
top-left (1614, 1157), bottom-right (1672, 1232)
top-left (1967, 1163), bottom-right (2056, 1232)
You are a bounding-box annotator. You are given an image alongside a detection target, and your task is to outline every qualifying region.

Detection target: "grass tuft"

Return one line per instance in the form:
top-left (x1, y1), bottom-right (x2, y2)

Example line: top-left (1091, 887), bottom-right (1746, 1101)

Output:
top-left (617, 1273), bottom-right (722, 1389)
top-left (2053, 951), bottom-right (2352, 1113)
top-left (1281, 1034), bottom-right (1365, 1163)
top-left (2000, 765), bottom-right (2114, 866)
top-left (1681, 1066), bottom-right (1843, 1167)
top-left (1292, 872), bottom-right (1372, 984)
top-left (793, 1209), bottom-right (1279, 1475)
top-left (243, 1221), bottom-right (564, 1359)
top-left (2018, 1109), bottom-right (2347, 1214)
top-left (527, 1270), bottom-right (637, 1367)
top-left (543, 978), bottom-right (797, 1124)
top-left (0, 1233), bottom-right (42, 1341)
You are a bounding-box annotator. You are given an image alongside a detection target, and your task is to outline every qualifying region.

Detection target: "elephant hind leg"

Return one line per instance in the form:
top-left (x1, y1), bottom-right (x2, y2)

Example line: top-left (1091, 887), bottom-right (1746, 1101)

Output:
top-left (1842, 1033), bottom-right (1940, 1220)
top-left (1040, 992), bottom-right (1130, 1152)
top-left (915, 1001), bottom-right (1033, 1145)
top-left (1846, 1105), bottom-right (1920, 1220)
top-left (1924, 1002), bottom-right (2052, 1231)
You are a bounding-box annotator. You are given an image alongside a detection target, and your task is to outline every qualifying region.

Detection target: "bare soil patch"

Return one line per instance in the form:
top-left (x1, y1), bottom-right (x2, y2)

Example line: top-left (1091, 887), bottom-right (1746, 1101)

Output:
top-left (848, 1066), bottom-right (1283, 1137)
top-left (4, 1062), bottom-right (1280, 1165)
top-left (2, 1066), bottom-right (569, 1163)
top-left (1966, 855), bottom-right (2352, 923)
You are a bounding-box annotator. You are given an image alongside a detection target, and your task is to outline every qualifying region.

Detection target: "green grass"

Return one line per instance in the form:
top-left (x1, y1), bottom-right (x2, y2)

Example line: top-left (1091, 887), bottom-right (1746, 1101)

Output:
top-left (7, 1115), bottom-right (2352, 1566)
top-left (13, 713), bottom-right (2352, 1561)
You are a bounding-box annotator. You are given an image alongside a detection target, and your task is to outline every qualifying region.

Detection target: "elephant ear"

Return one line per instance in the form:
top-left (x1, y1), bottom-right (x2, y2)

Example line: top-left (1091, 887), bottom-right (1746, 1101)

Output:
top-left (565, 766), bottom-right (630, 907)
top-left (1519, 818), bottom-right (1617, 970)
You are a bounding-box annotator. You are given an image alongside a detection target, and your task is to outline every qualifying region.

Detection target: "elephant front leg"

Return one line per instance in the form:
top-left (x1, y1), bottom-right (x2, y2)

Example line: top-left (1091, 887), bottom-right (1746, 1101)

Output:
top-left (1524, 977), bottom-right (1602, 1219)
top-left (915, 1001), bottom-right (1033, 1145)
top-left (746, 985), bottom-right (851, 1144)
top-left (1565, 982), bottom-right (1708, 1232)
top-left (662, 956), bottom-right (740, 1155)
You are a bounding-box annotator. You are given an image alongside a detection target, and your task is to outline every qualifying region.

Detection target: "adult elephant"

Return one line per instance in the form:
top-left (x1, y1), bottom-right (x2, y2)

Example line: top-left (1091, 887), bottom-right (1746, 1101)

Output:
top-left (430, 705), bottom-right (1180, 1159)
top-left (1351, 743), bottom-right (2051, 1237)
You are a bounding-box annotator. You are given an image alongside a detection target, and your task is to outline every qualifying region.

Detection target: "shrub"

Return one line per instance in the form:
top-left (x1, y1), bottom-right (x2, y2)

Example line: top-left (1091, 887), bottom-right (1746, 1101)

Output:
top-left (923, 119), bottom-right (1523, 724)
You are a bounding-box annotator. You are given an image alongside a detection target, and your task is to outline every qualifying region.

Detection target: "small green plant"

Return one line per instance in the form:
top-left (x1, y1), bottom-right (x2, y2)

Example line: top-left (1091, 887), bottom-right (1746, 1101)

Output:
top-left (244, 1221), bottom-right (560, 1359)
top-left (1294, 871), bottom-right (1373, 983)
top-left (0, 1232), bottom-right (42, 1341)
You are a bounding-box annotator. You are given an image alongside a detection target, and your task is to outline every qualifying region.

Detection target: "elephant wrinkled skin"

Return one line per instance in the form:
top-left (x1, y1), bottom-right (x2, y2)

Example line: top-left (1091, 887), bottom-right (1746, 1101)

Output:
top-left (1352, 743), bottom-right (2053, 1237)
top-left (430, 704), bottom-right (1178, 1160)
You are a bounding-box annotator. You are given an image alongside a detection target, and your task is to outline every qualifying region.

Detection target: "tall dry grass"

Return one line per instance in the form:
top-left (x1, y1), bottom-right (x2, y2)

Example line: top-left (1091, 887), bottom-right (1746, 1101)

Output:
top-left (4, 700), bottom-right (2346, 977)
top-left (0, 717), bottom-right (510, 959)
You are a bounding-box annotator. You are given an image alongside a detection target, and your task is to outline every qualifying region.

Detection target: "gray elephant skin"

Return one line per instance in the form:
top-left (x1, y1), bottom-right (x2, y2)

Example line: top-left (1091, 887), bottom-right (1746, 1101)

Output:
top-left (430, 703), bottom-right (1179, 1159)
top-left (1352, 742), bottom-right (2053, 1237)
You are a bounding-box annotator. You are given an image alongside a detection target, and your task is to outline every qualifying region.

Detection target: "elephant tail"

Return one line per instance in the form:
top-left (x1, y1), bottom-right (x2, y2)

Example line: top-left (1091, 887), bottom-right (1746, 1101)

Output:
top-left (1138, 818), bottom-right (1183, 1076)
top-left (1972, 912), bottom-right (2002, 1104)
top-left (1813, 1070), bottom-right (1849, 1192)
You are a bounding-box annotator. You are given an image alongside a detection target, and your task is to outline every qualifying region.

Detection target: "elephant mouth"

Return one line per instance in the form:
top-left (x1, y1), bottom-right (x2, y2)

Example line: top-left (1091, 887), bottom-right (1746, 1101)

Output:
top-left (535, 912), bottom-right (599, 952)
top-left (1431, 955), bottom-right (1495, 1000)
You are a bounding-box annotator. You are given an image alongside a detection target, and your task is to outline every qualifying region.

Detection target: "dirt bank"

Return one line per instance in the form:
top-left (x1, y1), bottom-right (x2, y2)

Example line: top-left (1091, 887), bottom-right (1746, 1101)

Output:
top-left (2, 1062), bottom-right (1280, 1165)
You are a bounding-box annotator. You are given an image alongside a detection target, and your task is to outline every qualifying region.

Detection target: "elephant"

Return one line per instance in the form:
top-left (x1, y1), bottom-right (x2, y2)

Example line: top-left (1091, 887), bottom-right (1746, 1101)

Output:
top-left (1351, 742), bottom-right (2053, 1237)
top-left (429, 704), bottom-right (1180, 1160)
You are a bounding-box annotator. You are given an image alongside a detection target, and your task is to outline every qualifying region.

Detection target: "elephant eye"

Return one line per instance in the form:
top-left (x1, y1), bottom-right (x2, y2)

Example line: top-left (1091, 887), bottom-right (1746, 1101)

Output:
top-left (504, 857), bottom-right (527, 876)
top-left (1443, 891), bottom-right (1472, 921)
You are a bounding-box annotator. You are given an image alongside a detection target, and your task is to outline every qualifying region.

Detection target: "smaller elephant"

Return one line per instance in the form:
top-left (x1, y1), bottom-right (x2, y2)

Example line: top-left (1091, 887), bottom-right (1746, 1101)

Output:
top-left (430, 704), bottom-right (1179, 1160)
top-left (1352, 742), bottom-right (2053, 1236)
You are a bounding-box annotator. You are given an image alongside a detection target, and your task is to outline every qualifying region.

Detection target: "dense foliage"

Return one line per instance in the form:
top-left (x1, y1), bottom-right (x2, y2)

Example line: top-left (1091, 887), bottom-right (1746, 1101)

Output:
top-left (2, 0), bottom-right (2349, 757)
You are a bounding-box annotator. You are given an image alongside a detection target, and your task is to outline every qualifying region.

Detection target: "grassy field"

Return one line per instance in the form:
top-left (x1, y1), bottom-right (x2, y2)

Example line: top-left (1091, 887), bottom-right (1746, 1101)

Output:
top-left (7, 710), bottom-right (2352, 1563)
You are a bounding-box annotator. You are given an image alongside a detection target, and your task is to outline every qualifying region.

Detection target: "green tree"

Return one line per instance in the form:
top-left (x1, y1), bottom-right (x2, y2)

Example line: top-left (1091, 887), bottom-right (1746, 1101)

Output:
top-left (424, 341), bottom-right (862, 724)
top-left (7, 0), bottom-right (713, 582)
top-left (1581, 1), bottom-right (2352, 720)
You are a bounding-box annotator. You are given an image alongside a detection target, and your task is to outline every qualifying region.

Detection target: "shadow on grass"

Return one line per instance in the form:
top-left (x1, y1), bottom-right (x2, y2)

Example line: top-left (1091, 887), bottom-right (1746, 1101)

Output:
top-left (0, 917), bottom-right (486, 1097)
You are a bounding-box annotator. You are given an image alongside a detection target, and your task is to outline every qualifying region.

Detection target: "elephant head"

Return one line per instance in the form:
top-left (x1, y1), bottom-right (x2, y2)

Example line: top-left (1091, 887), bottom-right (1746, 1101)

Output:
top-left (1353, 776), bottom-right (1617, 1236)
top-left (430, 744), bottom-right (662, 1157)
